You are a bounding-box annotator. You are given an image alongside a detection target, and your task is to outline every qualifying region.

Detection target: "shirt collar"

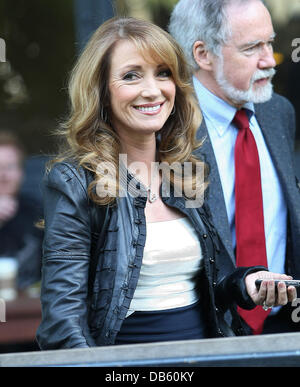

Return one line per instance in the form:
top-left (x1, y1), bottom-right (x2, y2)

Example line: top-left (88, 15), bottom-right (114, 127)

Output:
top-left (192, 76), bottom-right (255, 137)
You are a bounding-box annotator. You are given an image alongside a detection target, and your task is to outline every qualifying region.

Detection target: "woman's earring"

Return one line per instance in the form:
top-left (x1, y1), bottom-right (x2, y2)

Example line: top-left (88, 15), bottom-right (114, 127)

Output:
top-left (170, 105), bottom-right (176, 116)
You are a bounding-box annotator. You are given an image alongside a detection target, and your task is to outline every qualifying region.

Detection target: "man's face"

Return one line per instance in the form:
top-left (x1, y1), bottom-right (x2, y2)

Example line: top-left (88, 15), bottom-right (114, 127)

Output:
top-left (0, 145), bottom-right (23, 196)
top-left (211, 0), bottom-right (277, 107)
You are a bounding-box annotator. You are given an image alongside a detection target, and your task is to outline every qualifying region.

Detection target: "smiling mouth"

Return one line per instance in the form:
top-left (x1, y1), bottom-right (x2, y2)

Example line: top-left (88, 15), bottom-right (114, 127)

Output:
top-left (133, 102), bottom-right (164, 114)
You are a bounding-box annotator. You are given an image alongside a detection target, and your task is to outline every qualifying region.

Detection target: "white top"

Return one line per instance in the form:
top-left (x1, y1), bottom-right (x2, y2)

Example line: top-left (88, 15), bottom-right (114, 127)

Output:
top-left (127, 217), bottom-right (203, 316)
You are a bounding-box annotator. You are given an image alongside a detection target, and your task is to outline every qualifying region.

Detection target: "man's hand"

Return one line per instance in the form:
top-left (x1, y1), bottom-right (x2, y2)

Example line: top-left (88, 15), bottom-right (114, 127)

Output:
top-left (0, 195), bottom-right (18, 223)
top-left (245, 271), bottom-right (297, 308)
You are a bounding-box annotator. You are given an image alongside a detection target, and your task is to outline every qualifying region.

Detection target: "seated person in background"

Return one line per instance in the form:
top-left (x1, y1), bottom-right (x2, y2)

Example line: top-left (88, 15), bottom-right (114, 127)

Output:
top-left (0, 130), bottom-right (42, 293)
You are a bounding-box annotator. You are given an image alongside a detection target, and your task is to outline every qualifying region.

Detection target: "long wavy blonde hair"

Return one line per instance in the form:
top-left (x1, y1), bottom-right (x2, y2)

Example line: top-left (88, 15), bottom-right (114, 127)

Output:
top-left (55, 17), bottom-right (207, 205)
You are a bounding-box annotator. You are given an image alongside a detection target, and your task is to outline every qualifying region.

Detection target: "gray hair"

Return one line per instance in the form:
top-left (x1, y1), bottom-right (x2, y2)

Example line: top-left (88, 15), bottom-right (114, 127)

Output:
top-left (168, 0), bottom-right (264, 71)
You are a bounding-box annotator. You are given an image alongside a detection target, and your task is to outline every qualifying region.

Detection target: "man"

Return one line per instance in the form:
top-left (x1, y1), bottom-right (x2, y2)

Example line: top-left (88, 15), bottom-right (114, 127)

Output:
top-left (169, 0), bottom-right (300, 334)
top-left (0, 130), bottom-right (42, 292)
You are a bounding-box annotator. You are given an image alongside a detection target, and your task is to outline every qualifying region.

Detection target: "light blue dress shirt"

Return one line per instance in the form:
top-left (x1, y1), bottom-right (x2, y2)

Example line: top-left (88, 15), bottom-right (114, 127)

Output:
top-left (193, 76), bottom-right (287, 279)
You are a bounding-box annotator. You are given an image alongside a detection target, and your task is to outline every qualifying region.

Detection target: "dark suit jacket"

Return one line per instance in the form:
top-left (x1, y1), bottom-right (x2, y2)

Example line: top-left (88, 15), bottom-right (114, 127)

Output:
top-left (196, 92), bottom-right (300, 279)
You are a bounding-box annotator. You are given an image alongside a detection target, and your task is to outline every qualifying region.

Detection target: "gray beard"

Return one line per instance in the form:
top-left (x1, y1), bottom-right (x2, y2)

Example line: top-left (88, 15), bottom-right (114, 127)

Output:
top-left (215, 58), bottom-right (276, 105)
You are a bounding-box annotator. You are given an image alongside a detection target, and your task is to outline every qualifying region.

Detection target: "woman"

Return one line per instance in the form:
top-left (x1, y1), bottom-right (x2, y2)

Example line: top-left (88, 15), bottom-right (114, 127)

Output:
top-left (36, 17), bottom-right (296, 349)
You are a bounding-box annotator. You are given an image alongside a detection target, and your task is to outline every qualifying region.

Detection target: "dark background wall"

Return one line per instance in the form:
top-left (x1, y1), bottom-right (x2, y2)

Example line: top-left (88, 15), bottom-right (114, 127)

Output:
top-left (0, 0), bottom-right (75, 155)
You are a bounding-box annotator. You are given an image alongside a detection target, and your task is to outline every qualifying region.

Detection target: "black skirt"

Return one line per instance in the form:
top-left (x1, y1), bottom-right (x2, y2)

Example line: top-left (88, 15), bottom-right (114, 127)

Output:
top-left (115, 301), bottom-right (207, 345)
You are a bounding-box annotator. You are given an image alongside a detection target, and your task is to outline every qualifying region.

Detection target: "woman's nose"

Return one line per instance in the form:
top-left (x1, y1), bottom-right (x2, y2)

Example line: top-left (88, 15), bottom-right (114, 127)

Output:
top-left (140, 76), bottom-right (161, 99)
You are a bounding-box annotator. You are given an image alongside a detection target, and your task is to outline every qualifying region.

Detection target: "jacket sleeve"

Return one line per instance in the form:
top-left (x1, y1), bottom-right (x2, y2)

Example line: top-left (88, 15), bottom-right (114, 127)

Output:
top-left (36, 163), bottom-right (96, 349)
top-left (215, 266), bottom-right (269, 312)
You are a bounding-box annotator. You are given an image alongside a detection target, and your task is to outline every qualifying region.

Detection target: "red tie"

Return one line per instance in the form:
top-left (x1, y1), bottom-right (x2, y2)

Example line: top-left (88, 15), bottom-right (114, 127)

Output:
top-left (234, 109), bottom-right (270, 334)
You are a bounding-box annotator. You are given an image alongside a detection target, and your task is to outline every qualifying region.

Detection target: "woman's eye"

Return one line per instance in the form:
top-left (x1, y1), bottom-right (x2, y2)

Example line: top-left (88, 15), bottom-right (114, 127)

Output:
top-left (158, 68), bottom-right (172, 78)
top-left (123, 72), bottom-right (139, 81)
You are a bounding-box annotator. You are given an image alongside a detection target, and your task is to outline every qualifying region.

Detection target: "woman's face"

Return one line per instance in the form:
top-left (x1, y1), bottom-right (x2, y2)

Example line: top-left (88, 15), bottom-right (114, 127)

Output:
top-left (108, 39), bottom-right (176, 140)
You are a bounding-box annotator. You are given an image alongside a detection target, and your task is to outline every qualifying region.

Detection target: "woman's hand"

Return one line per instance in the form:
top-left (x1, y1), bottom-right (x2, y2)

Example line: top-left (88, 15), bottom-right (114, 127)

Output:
top-left (245, 271), bottom-right (297, 308)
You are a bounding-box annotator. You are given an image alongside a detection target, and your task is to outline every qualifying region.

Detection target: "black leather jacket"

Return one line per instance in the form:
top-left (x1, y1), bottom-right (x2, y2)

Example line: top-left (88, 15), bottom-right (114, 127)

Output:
top-left (36, 162), bottom-right (264, 349)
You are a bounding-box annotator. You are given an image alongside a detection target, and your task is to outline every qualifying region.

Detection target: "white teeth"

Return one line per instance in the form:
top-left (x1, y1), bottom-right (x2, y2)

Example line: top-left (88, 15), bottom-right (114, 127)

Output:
top-left (135, 104), bottom-right (161, 112)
